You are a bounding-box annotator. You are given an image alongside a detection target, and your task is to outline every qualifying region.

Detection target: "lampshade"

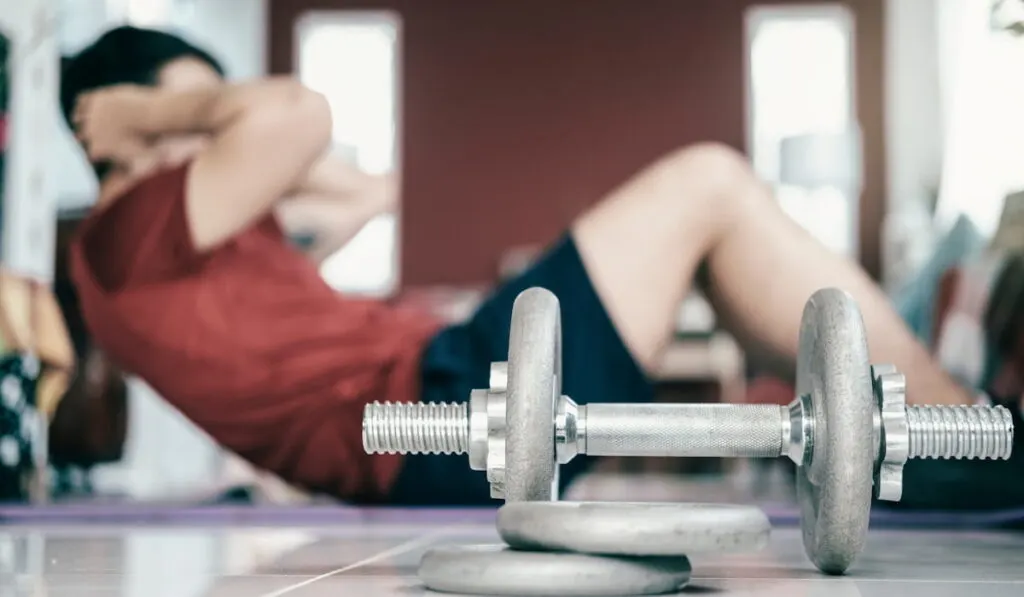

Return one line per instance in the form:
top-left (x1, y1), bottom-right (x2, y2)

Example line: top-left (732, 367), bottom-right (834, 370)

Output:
top-left (778, 129), bottom-right (863, 190)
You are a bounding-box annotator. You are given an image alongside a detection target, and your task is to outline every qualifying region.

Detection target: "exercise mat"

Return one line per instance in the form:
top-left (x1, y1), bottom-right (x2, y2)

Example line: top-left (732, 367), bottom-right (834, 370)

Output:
top-left (1, 500), bottom-right (1024, 530)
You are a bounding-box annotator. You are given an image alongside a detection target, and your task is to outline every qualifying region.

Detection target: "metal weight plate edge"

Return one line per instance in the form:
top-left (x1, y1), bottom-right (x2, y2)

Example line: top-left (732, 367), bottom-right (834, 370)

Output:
top-left (419, 544), bottom-right (692, 597)
top-left (504, 287), bottom-right (561, 502)
top-left (795, 288), bottom-right (874, 575)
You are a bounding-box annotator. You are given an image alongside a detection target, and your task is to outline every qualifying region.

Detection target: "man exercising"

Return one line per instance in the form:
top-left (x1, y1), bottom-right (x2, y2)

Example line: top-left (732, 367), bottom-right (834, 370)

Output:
top-left (62, 26), bottom-right (978, 505)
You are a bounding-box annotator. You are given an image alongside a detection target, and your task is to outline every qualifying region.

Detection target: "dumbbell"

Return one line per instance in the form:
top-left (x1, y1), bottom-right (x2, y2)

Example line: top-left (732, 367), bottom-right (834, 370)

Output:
top-left (363, 287), bottom-right (1014, 575)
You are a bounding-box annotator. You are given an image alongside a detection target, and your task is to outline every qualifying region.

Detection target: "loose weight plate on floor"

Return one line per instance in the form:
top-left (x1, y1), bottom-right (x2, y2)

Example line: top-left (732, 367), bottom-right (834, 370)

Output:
top-left (498, 501), bottom-right (771, 556)
top-left (795, 288), bottom-right (875, 575)
top-left (418, 544), bottom-right (691, 596)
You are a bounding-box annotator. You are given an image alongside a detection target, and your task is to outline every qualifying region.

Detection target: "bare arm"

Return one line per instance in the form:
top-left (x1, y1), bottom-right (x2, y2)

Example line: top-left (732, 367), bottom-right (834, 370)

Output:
top-left (128, 78), bottom-right (332, 251)
top-left (276, 191), bottom-right (391, 263)
top-left (276, 153), bottom-right (396, 263)
top-left (293, 151), bottom-right (380, 197)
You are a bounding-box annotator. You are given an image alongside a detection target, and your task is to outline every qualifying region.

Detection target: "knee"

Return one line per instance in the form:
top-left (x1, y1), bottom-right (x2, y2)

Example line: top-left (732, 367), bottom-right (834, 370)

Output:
top-left (644, 142), bottom-right (759, 219)
top-left (660, 142), bottom-right (753, 191)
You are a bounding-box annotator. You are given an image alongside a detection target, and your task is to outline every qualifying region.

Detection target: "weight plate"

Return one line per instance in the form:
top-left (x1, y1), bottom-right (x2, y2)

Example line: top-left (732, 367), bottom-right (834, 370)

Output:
top-left (419, 544), bottom-right (691, 596)
top-left (498, 501), bottom-right (771, 556)
top-left (504, 288), bottom-right (562, 501)
top-left (795, 288), bottom-right (875, 575)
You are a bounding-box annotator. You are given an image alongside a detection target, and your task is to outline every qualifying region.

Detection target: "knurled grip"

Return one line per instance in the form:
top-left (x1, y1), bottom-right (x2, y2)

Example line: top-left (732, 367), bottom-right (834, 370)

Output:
top-left (581, 403), bottom-right (787, 458)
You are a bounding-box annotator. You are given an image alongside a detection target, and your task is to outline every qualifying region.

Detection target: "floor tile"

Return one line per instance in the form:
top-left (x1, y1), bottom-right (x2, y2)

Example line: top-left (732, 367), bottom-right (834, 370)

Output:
top-left (0, 509), bottom-right (1019, 596)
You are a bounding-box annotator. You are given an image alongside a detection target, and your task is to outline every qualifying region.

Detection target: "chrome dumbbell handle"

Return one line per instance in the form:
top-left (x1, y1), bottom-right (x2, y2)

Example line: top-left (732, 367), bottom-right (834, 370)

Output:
top-left (364, 360), bottom-right (1013, 505)
top-left (365, 399), bottom-right (1015, 462)
top-left (565, 403), bottom-right (792, 459)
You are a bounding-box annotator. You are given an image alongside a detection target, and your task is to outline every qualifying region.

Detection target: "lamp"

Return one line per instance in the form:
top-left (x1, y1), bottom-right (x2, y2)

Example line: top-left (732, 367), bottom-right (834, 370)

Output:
top-left (778, 129), bottom-right (863, 192)
top-left (775, 130), bottom-right (863, 257)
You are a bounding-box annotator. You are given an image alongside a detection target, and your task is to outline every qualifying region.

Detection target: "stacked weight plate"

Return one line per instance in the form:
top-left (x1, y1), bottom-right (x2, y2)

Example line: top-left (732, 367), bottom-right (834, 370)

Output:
top-left (420, 501), bottom-right (771, 596)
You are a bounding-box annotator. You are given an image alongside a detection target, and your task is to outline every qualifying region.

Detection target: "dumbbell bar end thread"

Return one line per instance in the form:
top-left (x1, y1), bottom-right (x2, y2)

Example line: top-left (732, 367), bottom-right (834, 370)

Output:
top-left (363, 401), bottom-right (469, 455)
top-left (906, 405), bottom-right (1014, 460)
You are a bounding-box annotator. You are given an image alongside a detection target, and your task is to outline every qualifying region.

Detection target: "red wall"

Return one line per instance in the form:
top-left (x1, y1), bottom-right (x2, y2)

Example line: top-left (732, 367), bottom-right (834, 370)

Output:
top-left (269, 0), bottom-right (885, 287)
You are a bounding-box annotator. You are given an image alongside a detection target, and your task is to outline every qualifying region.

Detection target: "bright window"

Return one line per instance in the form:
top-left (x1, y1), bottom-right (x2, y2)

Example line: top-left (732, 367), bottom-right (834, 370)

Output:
top-left (934, 0), bottom-right (1024, 237)
top-left (106, 0), bottom-right (173, 26)
top-left (296, 11), bottom-right (401, 296)
top-left (745, 5), bottom-right (858, 256)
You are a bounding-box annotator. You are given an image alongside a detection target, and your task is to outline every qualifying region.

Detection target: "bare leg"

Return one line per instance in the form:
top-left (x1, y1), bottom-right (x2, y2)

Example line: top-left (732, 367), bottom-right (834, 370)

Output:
top-left (571, 143), bottom-right (971, 406)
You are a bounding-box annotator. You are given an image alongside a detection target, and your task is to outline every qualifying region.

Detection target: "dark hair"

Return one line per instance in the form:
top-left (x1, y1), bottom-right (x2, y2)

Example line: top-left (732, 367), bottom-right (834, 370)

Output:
top-left (60, 26), bottom-right (225, 178)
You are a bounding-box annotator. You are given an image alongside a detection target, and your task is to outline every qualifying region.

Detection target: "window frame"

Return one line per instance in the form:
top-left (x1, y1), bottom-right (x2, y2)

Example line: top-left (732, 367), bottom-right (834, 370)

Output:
top-left (742, 3), bottom-right (859, 256)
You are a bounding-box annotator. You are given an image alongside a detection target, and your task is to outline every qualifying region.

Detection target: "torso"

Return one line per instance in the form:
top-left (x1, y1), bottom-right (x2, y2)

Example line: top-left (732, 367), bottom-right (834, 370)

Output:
top-left (69, 163), bottom-right (439, 410)
top-left (66, 163), bottom-right (439, 499)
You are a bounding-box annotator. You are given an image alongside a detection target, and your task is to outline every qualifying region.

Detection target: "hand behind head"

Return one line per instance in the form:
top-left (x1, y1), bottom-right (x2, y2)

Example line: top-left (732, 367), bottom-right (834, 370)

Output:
top-left (73, 84), bottom-right (154, 164)
top-left (109, 134), bottom-right (209, 180)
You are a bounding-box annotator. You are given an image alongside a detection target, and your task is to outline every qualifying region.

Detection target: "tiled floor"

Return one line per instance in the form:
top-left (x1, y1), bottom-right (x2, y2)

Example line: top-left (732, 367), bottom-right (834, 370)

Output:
top-left (0, 511), bottom-right (1023, 596)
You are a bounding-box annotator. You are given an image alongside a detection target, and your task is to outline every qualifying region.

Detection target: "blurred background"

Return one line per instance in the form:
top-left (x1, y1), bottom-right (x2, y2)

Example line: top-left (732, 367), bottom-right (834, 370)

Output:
top-left (0, 0), bottom-right (1021, 505)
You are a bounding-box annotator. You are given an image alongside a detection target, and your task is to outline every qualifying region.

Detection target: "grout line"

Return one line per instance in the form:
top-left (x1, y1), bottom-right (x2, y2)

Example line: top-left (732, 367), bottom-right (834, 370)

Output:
top-left (257, 530), bottom-right (447, 597)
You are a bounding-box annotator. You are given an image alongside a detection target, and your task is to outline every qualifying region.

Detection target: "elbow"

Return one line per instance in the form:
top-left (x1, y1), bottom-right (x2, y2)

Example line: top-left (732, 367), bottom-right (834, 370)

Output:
top-left (286, 84), bottom-right (333, 154)
top-left (288, 82), bottom-right (333, 133)
top-left (255, 82), bottom-right (333, 157)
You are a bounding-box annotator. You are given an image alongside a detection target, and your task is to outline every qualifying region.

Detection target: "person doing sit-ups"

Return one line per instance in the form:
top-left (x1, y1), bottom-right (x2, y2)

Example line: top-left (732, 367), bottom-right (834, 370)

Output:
top-left (61, 26), bottom-right (981, 505)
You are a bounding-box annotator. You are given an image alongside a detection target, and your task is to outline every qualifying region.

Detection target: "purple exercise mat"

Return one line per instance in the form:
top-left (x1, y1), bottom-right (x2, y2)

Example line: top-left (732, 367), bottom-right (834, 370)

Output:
top-left (0, 502), bottom-right (1023, 529)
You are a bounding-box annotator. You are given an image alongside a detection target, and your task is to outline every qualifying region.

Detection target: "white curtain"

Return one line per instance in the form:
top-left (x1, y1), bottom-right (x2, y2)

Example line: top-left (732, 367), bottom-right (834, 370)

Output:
top-left (0, 0), bottom-right (61, 282)
top-left (935, 0), bottom-right (1024, 236)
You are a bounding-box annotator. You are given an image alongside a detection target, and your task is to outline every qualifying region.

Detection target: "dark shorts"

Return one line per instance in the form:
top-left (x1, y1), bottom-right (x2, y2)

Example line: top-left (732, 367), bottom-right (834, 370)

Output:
top-left (388, 234), bottom-right (652, 505)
